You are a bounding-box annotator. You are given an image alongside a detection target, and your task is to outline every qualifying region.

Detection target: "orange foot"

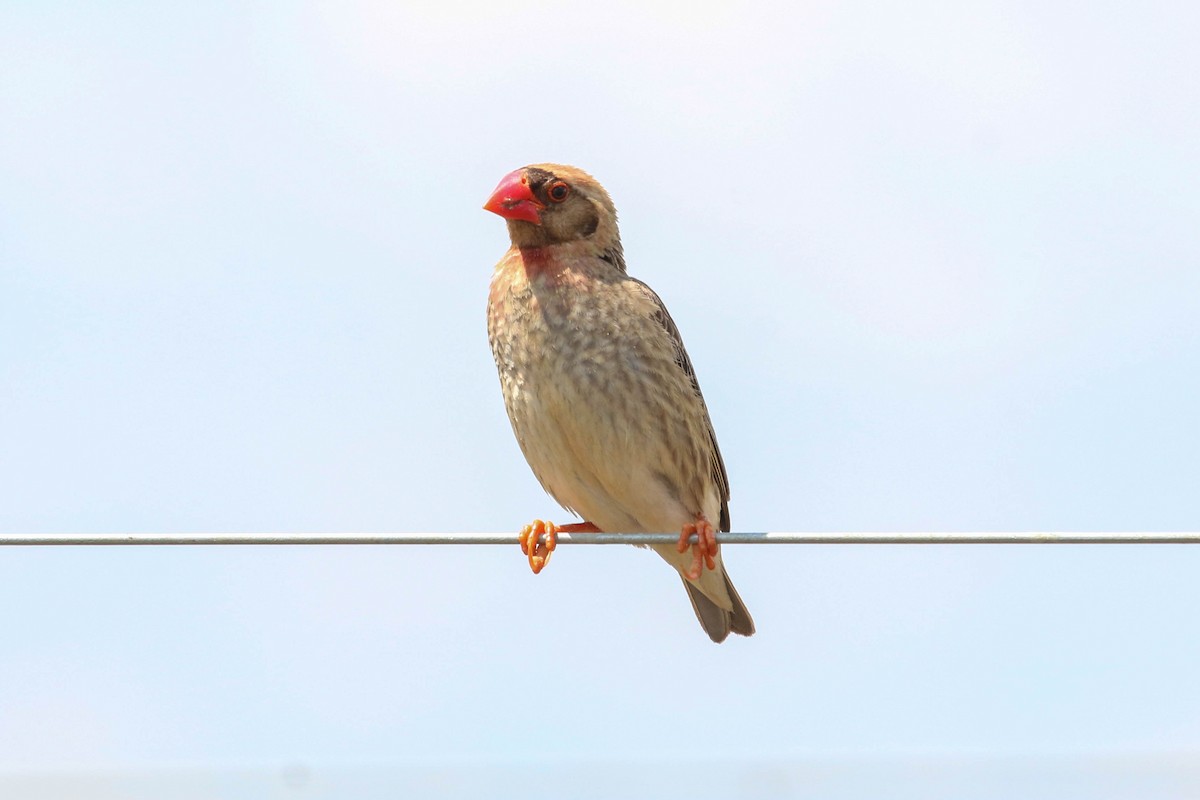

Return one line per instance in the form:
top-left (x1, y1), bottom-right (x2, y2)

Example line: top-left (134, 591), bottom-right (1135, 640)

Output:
top-left (518, 520), bottom-right (600, 574)
top-left (676, 516), bottom-right (718, 581)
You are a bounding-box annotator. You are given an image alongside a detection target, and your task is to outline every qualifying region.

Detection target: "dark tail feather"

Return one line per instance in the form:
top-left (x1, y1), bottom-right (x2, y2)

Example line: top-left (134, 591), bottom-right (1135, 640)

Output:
top-left (681, 569), bottom-right (756, 643)
top-left (723, 569), bottom-right (756, 637)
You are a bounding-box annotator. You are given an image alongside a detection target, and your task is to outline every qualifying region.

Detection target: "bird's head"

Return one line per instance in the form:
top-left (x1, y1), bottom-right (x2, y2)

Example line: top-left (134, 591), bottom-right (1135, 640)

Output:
top-left (483, 163), bottom-right (621, 254)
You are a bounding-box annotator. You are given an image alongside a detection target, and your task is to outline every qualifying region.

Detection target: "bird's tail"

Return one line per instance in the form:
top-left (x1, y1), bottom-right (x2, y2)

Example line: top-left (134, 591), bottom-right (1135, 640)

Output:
top-left (681, 568), bottom-right (755, 643)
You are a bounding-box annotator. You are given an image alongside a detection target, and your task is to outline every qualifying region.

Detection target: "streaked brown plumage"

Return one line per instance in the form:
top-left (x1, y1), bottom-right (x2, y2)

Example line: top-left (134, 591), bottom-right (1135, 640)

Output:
top-left (484, 163), bottom-right (754, 642)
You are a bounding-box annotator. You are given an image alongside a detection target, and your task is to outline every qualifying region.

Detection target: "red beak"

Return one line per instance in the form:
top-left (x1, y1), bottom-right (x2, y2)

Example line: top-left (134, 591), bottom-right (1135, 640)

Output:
top-left (483, 169), bottom-right (543, 225)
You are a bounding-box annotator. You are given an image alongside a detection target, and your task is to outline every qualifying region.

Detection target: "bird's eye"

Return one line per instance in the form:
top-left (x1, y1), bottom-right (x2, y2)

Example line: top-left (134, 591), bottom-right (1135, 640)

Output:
top-left (547, 181), bottom-right (570, 202)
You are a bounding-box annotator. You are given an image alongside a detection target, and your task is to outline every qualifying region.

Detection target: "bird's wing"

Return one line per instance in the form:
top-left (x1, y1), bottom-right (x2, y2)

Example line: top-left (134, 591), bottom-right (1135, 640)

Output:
top-left (628, 278), bottom-right (731, 532)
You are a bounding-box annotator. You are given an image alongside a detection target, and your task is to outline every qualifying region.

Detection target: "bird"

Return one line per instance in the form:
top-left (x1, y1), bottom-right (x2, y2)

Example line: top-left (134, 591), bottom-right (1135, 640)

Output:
top-left (483, 163), bottom-right (754, 643)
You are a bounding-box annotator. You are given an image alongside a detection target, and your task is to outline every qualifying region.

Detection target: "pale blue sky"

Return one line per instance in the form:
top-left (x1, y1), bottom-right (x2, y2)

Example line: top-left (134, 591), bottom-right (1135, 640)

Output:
top-left (2, 2), bottom-right (1199, 797)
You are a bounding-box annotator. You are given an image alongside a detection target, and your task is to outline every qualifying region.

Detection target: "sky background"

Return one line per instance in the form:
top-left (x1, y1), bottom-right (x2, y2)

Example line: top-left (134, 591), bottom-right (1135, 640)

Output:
top-left (2, 1), bottom-right (1199, 798)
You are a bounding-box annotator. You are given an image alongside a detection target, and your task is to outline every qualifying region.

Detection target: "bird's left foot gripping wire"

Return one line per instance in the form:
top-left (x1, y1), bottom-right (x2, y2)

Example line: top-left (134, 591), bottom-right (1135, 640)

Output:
top-left (518, 520), bottom-right (601, 574)
top-left (677, 517), bottom-right (718, 581)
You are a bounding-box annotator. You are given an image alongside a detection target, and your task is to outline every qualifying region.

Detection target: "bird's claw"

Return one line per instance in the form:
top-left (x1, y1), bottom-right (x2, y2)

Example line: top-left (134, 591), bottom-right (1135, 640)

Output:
top-left (677, 517), bottom-right (718, 581)
top-left (519, 519), bottom-right (559, 574)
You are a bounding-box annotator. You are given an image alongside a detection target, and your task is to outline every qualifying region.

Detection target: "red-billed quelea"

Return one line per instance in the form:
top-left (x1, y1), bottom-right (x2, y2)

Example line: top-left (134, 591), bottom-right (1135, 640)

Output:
top-left (484, 163), bottom-right (754, 642)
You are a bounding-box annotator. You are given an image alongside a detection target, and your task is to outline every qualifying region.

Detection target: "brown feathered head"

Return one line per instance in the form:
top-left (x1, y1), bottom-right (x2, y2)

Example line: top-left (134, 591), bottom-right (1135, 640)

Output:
top-left (484, 163), bottom-right (621, 258)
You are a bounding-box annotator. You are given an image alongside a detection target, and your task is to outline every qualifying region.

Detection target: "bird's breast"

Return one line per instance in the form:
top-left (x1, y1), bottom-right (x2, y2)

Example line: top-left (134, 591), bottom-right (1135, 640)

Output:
top-left (487, 255), bottom-right (713, 531)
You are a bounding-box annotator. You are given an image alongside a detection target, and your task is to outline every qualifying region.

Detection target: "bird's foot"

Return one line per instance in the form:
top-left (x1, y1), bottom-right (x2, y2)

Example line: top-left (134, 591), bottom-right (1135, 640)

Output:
top-left (676, 516), bottom-right (718, 581)
top-left (519, 520), bottom-right (558, 574)
top-left (517, 520), bottom-right (599, 574)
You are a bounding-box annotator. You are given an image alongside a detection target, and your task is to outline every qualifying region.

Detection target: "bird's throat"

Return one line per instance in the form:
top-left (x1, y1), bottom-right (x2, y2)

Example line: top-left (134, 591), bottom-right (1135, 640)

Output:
top-left (516, 246), bottom-right (566, 282)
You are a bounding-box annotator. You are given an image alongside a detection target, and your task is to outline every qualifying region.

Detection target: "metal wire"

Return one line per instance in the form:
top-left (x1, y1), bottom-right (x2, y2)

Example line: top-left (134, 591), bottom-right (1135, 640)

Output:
top-left (1, 531), bottom-right (1198, 546)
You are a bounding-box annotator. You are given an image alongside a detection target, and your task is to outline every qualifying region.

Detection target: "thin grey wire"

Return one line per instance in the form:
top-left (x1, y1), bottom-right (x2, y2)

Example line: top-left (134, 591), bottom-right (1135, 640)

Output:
top-left (1, 532), bottom-right (1198, 546)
